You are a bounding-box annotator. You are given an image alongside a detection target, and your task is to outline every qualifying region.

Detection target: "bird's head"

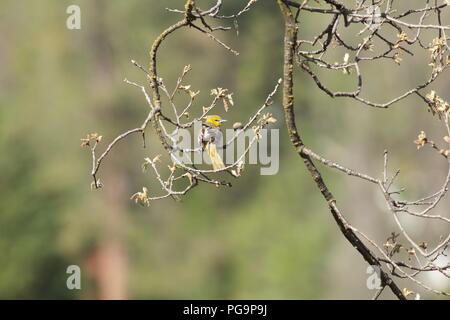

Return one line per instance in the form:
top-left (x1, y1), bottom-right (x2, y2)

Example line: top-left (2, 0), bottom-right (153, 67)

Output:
top-left (204, 115), bottom-right (226, 128)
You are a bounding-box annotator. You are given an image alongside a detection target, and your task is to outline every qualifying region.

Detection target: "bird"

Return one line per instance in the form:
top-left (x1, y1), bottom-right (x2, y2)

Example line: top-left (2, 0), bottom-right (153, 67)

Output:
top-left (198, 115), bottom-right (226, 171)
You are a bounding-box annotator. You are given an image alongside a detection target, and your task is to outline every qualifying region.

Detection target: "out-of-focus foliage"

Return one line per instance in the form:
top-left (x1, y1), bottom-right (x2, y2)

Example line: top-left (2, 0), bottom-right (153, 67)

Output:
top-left (0, 0), bottom-right (448, 299)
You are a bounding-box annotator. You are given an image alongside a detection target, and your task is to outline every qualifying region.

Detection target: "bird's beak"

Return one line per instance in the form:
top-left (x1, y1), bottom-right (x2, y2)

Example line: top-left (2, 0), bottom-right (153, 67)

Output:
top-left (220, 119), bottom-right (227, 123)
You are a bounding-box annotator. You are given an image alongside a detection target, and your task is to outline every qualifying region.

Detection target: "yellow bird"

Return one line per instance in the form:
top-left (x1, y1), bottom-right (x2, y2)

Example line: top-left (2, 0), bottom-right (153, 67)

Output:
top-left (198, 115), bottom-right (226, 171)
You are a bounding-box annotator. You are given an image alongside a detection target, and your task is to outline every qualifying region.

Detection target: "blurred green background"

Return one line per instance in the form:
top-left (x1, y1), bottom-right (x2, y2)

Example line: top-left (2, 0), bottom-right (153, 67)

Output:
top-left (0, 0), bottom-right (449, 299)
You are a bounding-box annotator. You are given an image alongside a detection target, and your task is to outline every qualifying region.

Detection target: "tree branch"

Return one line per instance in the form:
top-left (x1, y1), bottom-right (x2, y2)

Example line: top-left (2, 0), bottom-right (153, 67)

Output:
top-left (277, 0), bottom-right (406, 300)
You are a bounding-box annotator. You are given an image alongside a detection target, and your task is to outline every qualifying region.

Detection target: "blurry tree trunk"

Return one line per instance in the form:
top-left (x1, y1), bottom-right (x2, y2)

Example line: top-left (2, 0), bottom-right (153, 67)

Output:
top-left (86, 232), bottom-right (128, 300)
top-left (84, 0), bottom-right (129, 300)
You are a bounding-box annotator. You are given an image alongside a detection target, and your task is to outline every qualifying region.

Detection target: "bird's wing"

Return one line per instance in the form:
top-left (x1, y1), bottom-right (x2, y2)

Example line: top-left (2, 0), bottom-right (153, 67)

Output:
top-left (212, 128), bottom-right (223, 148)
top-left (198, 125), bottom-right (209, 149)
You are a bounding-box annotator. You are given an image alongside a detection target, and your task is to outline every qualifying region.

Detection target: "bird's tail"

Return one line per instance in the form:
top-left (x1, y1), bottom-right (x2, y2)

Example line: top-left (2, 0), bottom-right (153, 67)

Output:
top-left (206, 143), bottom-right (225, 171)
